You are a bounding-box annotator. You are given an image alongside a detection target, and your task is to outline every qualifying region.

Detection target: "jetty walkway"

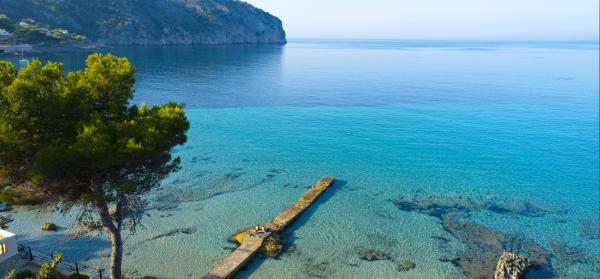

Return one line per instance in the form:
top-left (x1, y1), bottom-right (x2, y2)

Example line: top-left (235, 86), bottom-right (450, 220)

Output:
top-left (205, 176), bottom-right (335, 279)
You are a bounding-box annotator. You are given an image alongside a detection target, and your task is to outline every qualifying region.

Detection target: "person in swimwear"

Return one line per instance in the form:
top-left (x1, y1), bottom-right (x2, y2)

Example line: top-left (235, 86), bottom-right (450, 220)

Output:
top-left (255, 224), bottom-right (266, 233)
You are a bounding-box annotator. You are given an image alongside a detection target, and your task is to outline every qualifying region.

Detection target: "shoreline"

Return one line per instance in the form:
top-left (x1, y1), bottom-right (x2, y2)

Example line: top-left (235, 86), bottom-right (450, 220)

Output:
top-left (0, 44), bottom-right (100, 55)
top-left (0, 41), bottom-right (288, 56)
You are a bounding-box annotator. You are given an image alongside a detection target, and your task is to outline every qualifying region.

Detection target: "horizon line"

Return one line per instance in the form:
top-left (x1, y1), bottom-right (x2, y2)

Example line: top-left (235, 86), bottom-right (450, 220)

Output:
top-left (286, 37), bottom-right (600, 42)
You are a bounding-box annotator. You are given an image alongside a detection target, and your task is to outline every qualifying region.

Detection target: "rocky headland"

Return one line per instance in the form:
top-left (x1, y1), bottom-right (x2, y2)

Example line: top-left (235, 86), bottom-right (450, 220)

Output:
top-left (0, 0), bottom-right (286, 47)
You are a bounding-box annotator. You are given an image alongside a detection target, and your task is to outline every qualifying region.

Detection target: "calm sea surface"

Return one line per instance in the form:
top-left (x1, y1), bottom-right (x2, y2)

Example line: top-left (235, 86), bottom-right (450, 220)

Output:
top-left (5, 40), bottom-right (600, 278)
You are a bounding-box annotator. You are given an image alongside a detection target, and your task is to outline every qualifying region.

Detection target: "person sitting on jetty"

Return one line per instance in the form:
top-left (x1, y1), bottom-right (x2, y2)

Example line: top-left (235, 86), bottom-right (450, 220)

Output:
top-left (255, 224), bottom-right (266, 234)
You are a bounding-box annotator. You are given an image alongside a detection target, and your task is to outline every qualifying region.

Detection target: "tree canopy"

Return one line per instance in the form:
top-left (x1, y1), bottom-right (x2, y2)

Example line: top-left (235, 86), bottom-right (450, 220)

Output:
top-left (0, 54), bottom-right (189, 279)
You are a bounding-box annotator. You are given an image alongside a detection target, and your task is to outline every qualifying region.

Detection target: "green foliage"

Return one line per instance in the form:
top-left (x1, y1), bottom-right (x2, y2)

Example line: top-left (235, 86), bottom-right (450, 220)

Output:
top-left (12, 265), bottom-right (89, 279)
top-left (13, 252), bottom-right (65, 279)
top-left (0, 52), bottom-right (189, 211)
top-left (0, 187), bottom-right (43, 205)
top-left (13, 25), bottom-right (47, 42)
top-left (0, 62), bottom-right (15, 88)
top-left (15, 269), bottom-right (35, 279)
top-left (36, 252), bottom-right (63, 279)
top-left (3, 269), bottom-right (15, 279)
top-left (11, 21), bottom-right (84, 45)
top-left (0, 59), bottom-right (72, 183)
top-left (0, 14), bottom-right (14, 32)
top-left (15, 270), bottom-right (34, 279)
top-left (0, 53), bottom-right (189, 279)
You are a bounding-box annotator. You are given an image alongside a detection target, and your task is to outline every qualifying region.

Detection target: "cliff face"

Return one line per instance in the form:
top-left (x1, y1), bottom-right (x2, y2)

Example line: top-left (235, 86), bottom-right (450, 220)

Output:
top-left (0, 0), bottom-right (286, 45)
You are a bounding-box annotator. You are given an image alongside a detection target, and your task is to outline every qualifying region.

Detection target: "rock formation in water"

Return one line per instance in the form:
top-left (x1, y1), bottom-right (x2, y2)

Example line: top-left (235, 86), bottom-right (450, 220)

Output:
top-left (389, 192), bottom-right (557, 278)
top-left (0, 0), bottom-right (286, 45)
top-left (494, 252), bottom-right (531, 279)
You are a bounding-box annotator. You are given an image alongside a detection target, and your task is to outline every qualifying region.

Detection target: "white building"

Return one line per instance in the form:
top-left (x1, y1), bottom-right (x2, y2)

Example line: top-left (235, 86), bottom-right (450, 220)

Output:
top-left (0, 29), bottom-right (10, 36)
top-left (0, 229), bottom-right (18, 276)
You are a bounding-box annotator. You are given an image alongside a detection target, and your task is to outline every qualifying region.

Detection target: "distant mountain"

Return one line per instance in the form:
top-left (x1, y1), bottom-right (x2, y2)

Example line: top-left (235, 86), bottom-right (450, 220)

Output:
top-left (0, 0), bottom-right (286, 45)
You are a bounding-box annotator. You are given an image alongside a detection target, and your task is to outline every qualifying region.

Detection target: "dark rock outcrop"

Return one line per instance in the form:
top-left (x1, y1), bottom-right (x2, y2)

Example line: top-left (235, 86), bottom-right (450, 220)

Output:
top-left (0, 0), bottom-right (286, 45)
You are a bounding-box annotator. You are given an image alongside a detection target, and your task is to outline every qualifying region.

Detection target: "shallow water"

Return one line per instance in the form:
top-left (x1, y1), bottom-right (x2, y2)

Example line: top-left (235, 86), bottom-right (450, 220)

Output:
top-left (5, 40), bottom-right (600, 278)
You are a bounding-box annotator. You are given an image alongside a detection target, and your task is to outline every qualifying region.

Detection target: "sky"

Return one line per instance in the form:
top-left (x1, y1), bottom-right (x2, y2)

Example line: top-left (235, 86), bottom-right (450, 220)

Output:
top-left (245, 0), bottom-right (599, 40)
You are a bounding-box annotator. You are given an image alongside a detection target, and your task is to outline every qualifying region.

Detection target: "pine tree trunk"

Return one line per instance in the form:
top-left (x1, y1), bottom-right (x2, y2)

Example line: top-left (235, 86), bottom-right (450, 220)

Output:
top-left (107, 228), bottom-right (123, 279)
top-left (95, 200), bottom-right (123, 279)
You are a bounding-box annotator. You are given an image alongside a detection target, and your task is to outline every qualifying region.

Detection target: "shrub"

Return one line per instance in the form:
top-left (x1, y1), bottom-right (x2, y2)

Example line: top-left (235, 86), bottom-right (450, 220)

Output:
top-left (0, 187), bottom-right (44, 205)
top-left (15, 270), bottom-right (34, 279)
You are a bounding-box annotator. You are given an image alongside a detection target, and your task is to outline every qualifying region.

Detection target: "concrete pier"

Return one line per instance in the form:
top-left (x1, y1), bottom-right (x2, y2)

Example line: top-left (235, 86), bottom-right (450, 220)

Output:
top-left (205, 176), bottom-right (335, 279)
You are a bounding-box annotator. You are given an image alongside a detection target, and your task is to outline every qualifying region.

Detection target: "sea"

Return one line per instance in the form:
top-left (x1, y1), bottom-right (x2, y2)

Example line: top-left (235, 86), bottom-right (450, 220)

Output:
top-left (4, 39), bottom-right (599, 278)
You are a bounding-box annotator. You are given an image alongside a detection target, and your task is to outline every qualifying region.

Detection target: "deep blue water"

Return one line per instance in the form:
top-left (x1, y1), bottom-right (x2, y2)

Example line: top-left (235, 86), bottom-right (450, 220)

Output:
top-left (5, 40), bottom-right (600, 278)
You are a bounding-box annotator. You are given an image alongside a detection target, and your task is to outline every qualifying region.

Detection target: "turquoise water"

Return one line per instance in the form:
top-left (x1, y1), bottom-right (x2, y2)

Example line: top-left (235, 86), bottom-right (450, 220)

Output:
top-left (5, 40), bottom-right (600, 278)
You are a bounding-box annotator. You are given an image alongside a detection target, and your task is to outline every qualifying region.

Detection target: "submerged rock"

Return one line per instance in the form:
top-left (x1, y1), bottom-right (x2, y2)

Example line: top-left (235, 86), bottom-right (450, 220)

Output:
top-left (304, 258), bottom-right (330, 278)
top-left (357, 247), bottom-right (416, 273)
top-left (442, 217), bottom-right (552, 279)
top-left (443, 218), bottom-right (510, 279)
top-left (577, 219), bottom-right (600, 240)
top-left (390, 192), bottom-right (564, 221)
top-left (150, 168), bottom-right (283, 212)
top-left (395, 260), bottom-right (416, 272)
top-left (262, 235), bottom-right (283, 257)
top-left (149, 227), bottom-right (197, 241)
top-left (358, 248), bottom-right (392, 261)
top-left (387, 190), bottom-right (581, 278)
top-left (390, 191), bottom-right (557, 279)
top-left (494, 252), bottom-right (530, 279)
top-left (548, 240), bottom-right (594, 276)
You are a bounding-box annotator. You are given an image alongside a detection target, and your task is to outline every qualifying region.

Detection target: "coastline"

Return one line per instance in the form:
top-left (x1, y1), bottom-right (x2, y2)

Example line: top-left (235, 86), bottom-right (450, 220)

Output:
top-left (0, 41), bottom-right (289, 56)
top-left (0, 44), bottom-right (99, 55)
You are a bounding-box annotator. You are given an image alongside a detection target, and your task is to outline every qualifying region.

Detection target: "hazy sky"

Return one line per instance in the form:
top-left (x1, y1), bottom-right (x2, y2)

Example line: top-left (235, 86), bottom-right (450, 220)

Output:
top-left (245, 0), bottom-right (599, 40)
